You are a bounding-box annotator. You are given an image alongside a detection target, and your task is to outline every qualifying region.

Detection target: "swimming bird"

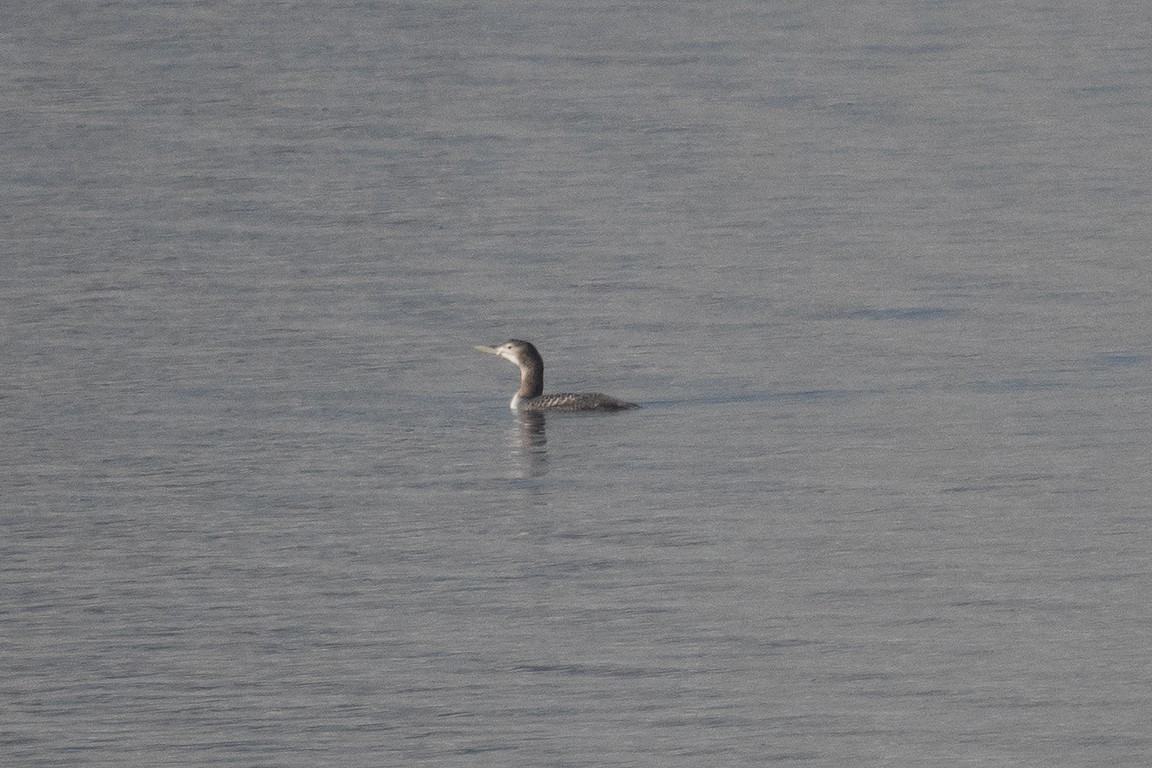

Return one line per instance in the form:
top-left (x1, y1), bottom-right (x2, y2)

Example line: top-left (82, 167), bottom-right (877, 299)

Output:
top-left (475, 339), bottom-right (639, 413)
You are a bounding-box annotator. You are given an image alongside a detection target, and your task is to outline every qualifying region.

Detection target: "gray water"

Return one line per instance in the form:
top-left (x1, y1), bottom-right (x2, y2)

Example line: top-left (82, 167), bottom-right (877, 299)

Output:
top-left (5, 1), bottom-right (1152, 765)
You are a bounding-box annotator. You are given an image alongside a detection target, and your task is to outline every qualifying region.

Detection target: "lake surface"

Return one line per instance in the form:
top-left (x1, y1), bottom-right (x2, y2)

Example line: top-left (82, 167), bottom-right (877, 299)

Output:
top-left (5, 1), bottom-right (1152, 765)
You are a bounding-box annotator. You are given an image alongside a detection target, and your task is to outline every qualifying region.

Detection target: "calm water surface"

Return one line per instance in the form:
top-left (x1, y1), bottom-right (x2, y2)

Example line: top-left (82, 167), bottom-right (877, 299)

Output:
top-left (5, 1), bottom-right (1152, 766)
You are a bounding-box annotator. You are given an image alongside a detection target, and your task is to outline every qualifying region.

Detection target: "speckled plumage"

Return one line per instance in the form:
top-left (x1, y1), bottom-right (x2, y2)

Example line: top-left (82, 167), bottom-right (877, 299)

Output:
top-left (519, 391), bottom-right (639, 413)
top-left (476, 339), bottom-right (639, 413)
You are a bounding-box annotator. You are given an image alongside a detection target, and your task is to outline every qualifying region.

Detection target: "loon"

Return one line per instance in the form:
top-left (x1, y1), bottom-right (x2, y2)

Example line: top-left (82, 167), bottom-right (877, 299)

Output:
top-left (475, 339), bottom-right (639, 413)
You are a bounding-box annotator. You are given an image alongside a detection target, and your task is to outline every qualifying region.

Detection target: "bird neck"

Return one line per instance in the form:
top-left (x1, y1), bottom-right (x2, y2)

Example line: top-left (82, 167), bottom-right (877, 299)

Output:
top-left (517, 362), bottom-right (543, 399)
